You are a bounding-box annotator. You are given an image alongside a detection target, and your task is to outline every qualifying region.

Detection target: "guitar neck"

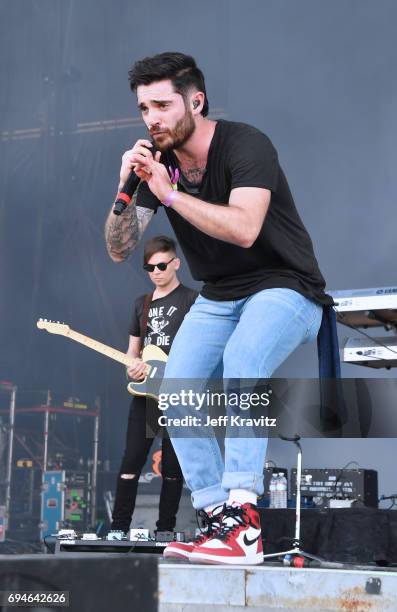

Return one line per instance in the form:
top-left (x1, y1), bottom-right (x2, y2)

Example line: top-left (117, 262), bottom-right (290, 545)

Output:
top-left (67, 330), bottom-right (131, 366)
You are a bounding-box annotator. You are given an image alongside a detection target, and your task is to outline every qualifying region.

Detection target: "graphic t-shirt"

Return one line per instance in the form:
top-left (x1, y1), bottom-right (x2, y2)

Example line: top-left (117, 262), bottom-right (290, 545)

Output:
top-left (135, 119), bottom-right (333, 305)
top-left (129, 284), bottom-right (198, 355)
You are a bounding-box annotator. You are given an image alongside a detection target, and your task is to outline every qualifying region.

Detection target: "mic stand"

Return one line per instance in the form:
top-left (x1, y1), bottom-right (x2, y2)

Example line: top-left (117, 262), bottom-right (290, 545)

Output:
top-left (262, 434), bottom-right (326, 567)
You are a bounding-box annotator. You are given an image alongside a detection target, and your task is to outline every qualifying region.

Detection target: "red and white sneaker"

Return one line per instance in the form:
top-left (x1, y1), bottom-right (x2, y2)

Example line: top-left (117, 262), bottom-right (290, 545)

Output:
top-left (163, 506), bottom-right (223, 560)
top-left (189, 503), bottom-right (263, 565)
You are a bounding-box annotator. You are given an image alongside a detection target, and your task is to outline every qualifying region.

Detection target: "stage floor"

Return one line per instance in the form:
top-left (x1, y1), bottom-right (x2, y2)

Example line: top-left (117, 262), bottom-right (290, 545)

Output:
top-left (1, 552), bottom-right (397, 611)
top-left (159, 559), bottom-right (397, 611)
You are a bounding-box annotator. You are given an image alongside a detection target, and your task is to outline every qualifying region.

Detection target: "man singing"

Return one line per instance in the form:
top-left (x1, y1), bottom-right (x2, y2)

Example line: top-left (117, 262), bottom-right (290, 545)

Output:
top-left (105, 52), bottom-right (332, 565)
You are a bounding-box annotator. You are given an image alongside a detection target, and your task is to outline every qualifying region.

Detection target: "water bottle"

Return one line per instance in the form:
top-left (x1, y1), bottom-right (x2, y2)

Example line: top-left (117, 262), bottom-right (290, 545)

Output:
top-left (274, 472), bottom-right (282, 508)
top-left (282, 473), bottom-right (288, 508)
top-left (269, 473), bottom-right (277, 508)
top-left (277, 472), bottom-right (288, 508)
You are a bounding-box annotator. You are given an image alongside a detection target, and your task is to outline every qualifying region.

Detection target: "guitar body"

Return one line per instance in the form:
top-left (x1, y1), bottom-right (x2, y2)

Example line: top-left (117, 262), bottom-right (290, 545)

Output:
top-left (127, 344), bottom-right (168, 400)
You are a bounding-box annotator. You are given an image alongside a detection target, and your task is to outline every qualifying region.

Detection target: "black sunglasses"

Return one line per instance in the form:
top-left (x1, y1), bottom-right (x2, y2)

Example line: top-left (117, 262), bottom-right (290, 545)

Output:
top-left (143, 257), bottom-right (176, 272)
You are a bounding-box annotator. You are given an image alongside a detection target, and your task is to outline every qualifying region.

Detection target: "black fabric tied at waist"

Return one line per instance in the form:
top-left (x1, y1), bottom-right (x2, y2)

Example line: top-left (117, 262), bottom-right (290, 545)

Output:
top-left (317, 305), bottom-right (348, 432)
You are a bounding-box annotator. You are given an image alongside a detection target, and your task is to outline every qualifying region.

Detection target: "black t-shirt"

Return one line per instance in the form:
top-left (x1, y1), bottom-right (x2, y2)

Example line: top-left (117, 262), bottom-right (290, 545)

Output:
top-left (129, 284), bottom-right (198, 355)
top-left (136, 119), bottom-right (332, 305)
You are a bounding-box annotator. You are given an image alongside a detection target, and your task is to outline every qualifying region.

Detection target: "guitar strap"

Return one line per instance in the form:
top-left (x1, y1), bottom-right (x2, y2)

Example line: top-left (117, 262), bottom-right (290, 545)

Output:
top-left (139, 292), bottom-right (153, 355)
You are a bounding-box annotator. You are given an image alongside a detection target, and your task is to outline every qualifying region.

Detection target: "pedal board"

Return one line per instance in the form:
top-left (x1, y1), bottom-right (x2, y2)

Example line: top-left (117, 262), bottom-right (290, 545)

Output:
top-left (52, 530), bottom-right (185, 554)
top-left (54, 538), bottom-right (167, 554)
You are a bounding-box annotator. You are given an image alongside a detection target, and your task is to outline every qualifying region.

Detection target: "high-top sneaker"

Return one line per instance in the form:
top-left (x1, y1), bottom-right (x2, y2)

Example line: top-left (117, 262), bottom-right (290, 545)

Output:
top-left (189, 503), bottom-right (263, 565)
top-left (163, 506), bottom-right (223, 560)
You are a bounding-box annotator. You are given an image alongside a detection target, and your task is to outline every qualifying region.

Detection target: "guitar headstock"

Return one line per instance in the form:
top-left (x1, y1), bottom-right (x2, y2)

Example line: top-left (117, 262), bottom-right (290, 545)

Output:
top-left (37, 318), bottom-right (70, 336)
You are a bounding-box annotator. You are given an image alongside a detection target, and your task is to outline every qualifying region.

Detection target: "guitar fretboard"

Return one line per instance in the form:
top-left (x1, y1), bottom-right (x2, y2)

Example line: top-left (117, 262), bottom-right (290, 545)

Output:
top-left (67, 330), bottom-right (132, 366)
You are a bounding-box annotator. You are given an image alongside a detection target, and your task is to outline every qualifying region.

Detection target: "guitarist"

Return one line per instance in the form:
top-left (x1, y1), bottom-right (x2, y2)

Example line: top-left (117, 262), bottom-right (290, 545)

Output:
top-left (111, 235), bottom-right (198, 535)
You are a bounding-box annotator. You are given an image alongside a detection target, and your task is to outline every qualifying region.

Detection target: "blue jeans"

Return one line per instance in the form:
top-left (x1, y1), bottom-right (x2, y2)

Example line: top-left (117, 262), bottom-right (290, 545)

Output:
top-left (162, 288), bottom-right (323, 509)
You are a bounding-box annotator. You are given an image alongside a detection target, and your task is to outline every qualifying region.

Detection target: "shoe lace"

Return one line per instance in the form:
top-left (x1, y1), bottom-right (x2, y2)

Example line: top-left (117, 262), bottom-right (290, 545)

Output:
top-left (217, 505), bottom-right (248, 542)
top-left (195, 505), bottom-right (223, 542)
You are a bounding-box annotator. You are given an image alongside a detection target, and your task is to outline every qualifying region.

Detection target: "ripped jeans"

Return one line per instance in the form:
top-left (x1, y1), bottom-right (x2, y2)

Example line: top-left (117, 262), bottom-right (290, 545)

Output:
top-left (111, 396), bottom-right (183, 532)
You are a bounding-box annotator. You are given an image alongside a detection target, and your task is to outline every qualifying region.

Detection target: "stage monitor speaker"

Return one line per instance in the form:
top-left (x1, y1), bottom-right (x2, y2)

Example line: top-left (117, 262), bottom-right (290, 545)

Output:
top-left (0, 553), bottom-right (157, 612)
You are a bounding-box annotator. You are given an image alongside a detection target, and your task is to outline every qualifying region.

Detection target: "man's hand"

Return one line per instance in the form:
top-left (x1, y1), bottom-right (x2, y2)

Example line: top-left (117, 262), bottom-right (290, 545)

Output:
top-left (126, 357), bottom-right (148, 381)
top-left (144, 151), bottom-right (174, 202)
top-left (119, 139), bottom-right (154, 188)
top-left (119, 143), bottom-right (173, 203)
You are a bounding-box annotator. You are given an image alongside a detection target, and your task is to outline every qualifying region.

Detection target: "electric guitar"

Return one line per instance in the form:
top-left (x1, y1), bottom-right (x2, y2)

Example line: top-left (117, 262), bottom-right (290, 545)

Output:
top-left (36, 319), bottom-right (167, 400)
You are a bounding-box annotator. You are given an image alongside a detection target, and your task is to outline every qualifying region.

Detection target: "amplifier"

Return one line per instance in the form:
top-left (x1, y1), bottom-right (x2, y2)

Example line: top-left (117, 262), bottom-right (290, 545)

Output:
top-left (290, 468), bottom-right (378, 508)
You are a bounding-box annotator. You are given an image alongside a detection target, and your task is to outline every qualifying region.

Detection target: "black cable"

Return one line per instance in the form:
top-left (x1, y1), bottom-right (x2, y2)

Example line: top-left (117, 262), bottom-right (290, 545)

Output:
top-left (343, 461), bottom-right (360, 469)
top-left (126, 531), bottom-right (151, 553)
top-left (379, 493), bottom-right (397, 510)
top-left (42, 534), bottom-right (53, 553)
top-left (332, 461), bottom-right (360, 498)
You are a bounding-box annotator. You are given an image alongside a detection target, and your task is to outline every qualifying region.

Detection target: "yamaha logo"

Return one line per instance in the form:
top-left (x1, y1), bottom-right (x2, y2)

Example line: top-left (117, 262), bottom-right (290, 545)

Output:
top-left (376, 287), bottom-right (397, 295)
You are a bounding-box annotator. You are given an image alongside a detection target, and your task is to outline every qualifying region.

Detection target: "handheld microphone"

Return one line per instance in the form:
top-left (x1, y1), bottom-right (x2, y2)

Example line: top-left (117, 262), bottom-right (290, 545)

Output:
top-left (112, 170), bottom-right (141, 216)
top-left (113, 142), bottom-right (157, 215)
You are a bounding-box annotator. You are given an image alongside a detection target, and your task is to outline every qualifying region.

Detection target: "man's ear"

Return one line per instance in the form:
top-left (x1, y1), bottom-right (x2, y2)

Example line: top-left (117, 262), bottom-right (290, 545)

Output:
top-left (190, 91), bottom-right (205, 114)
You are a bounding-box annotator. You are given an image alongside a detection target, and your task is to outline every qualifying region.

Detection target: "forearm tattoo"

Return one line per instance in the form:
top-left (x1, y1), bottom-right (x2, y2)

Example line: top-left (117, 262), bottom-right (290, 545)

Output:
top-left (105, 190), bottom-right (153, 261)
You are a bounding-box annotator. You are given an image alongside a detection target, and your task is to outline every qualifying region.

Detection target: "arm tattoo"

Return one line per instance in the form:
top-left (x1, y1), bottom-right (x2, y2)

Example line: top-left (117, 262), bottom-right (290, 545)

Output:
top-left (105, 190), bottom-right (153, 261)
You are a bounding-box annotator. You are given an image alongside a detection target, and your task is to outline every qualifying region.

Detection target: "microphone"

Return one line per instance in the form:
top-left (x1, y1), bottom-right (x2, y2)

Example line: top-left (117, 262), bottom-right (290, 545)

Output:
top-left (112, 169), bottom-right (141, 216)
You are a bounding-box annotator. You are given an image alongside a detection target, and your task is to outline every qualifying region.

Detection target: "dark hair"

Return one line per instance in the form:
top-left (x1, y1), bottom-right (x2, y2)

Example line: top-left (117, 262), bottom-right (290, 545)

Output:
top-left (143, 235), bottom-right (177, 264)
top-left (129, 52), bottom-right (209, 117)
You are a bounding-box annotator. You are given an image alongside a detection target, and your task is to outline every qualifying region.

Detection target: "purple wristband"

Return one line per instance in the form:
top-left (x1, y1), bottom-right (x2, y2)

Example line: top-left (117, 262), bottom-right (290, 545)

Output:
top-left (163, 190), bottom-right (178, 208)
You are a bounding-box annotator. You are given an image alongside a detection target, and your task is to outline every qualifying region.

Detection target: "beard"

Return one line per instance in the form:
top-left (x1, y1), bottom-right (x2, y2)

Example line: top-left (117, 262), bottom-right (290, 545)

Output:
top-left (152, 108), bottom-right (196, 152)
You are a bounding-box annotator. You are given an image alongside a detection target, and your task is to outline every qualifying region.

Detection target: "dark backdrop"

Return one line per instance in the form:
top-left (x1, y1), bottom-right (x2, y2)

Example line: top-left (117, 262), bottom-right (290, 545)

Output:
top-left (1, 1), bottom-right (396, 495)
